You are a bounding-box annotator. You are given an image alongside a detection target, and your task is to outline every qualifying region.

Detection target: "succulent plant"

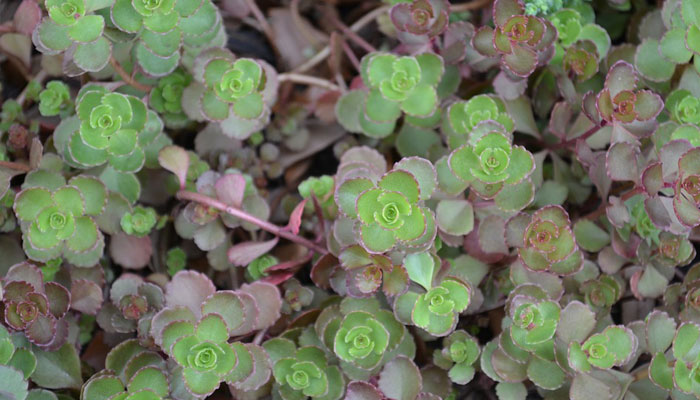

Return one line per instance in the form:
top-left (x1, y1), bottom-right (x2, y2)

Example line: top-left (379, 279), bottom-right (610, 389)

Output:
top-left (38, 81), bottom-right (72, 117)
top-left (433, 330), bottom-right (480, 384)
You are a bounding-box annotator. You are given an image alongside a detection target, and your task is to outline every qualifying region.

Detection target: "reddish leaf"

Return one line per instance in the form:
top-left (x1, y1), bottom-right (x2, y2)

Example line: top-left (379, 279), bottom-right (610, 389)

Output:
top-left (70, 279), bottom-right (103, 315)
top-left (227, 238), bottom-right (278, 266)
top-left (215, 173), bottom-right (246, 208)
top-left (14, 0), bottom-right (42, 35)
top-left (286, 199), bottom-right (307, 235)
top-left (109, 233), bottom-right (152, 270)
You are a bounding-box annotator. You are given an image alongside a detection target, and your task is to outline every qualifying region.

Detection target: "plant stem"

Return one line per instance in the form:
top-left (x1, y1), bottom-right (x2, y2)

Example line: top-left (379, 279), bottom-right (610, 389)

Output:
top-left (278, 73), bottom-right (341, 92)
top-left (0, 160), bottom-right (32, 173)
top-left (555, 122), bottom-right (606, 149)
top-left (177, 190), bottom-right (329, 255)
top-left (16, 70), bottom-right (48, 106)
top-left (253, 328), bottom-right (268, 345)
top-left (293, 5), bottom-right (390, 73)
top-left (242, 0), bottom-right (275, 47)
top-left (330, 15), bottom-right (377, 53)
top-left (109, 57), bottom-right (152, 92)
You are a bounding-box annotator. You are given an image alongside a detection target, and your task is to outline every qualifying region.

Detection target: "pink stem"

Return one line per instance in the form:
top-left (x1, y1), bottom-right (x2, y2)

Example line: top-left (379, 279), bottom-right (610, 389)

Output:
top-left (177, 190), bottom-right (328, 255)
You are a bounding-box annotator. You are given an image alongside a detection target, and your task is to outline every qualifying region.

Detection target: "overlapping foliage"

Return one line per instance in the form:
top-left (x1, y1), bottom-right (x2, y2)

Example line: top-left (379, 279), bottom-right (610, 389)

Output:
top-left (1, 0), bottom-right (700, 398)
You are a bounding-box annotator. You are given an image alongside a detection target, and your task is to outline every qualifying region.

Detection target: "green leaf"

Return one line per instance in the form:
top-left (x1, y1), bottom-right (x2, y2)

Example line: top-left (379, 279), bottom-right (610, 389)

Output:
top-left (31, 343), bottom-right (82, 389)
top-left (73, 37), bottom-right (111, 73)
top-left (0, 365), bottom-right (28, 400)
top-left (649, 352), bottom-right (673, 389)
top-left (401, 84), bottom-right (437, 117)
top-left (636, 39), bottom-right (676, 82)
top-left (436, 199), bottom-right (474, 236)
top-left (233, 93), bottom-right (264, 119)
top-left (67, 14), bottom-right (104, 43)
top-left (660, 28), bottom-right (693, 63)
top-left (15, 188), bottom-right (53, 221)
top-left (403, 252), bottom-right (435, 291)
top-left (111, 0), bottom-right (143, 33)
top-left (36, 18), bottom-right (71, 52)
top-left (495, 382), bottom-right (527, 400)
top-left (573, 220), bottom-right (610, 252)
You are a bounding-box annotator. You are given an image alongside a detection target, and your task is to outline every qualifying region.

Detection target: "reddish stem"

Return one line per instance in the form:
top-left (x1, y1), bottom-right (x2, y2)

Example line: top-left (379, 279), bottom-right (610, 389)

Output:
top-left (109, 57), bottom-right (152, 92)
top-left (0, 160), bottom-right (32, 173)
top-left (555, 122), bottom-right (607, 150)
top-left (176, 190), bottom-right (328, 255)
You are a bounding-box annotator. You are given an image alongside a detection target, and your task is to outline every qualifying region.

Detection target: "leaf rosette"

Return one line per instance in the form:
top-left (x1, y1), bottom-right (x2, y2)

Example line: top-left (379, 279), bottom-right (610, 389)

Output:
top-left (14, 181), bottom-right (105, 265)
top-left (508, 296), bottom-right (559, 351)
top-left (264, 339), bottom-right (345, 400)
top-left (96, 273), bottom-right (164, 335)
top-left (568, 325), bottom-right (637, 372)
top-left (673, 148), bottom-right (700, 227)
top-left (433, 330), bottom-right (480, 384)
top-left (150, 70), bottom-right (192, 128)
top-left (395, 278), bottom-right (471, 336)
top-left (38, 81), bottom-right (72, 117)
top-left (448, 130), bottom-right (534, 199)
top-left (390, 0), bottom-right (449, 45)
top-left (473, 0), bottom-right (557, 77)
top-left (1, 262), bottom-right (71, 349)
top-left (445, 95), bottom-right (514, 147)
top-left (121, 206), bottom-right (157, 237)
top-left (81, 339), bottom-right (170, 400)
top-left (336, 168), bottom-right (435, 254)
top-left (338, 245), bottom-right (409, 298)
top-left (518, 205), bottom-right (583, 275)
top-left (666, 89), bottom-right (700, 125)
top-left (581, 275), bottom-right (622, 309)
top-left (315, 298), bottom-right (407, 378)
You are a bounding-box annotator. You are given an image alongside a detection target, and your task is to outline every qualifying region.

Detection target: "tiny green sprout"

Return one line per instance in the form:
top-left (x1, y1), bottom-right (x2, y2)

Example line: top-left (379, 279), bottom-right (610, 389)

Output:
top-left (246, 254), bottom-right (278, 281)
top-left (519, 205), bottom-right (582, 275)
top-left (248, 131), bottom-right (264, 146)
top-left (46, 0), bottom-right (86, 26)
top-left (41, 258), bottom-right (62, 282)
top-left (121, 206), bottom-right (158, 237)
top-left (410, 278), bottom-right (470, 336)
top-left (150, 70), bottom-right (192, 127)
top-left (509, 297), bottom-right (560, 350)
top-left (132, 0), bottom-right (178, 32)
top-left (39, 81), bottom-right (71, 117)
top-left (524, 0), bottom-right (564, 15)
top-left (166, 247), bottom-right (187, 276)
top-left (667, 90), bottom-right (700, 125)
top-left (434, 330), bottom-right (480, 384)
top-left (299, 175), bottom-right (336, 217)
top-left (449, 130), bottom-right (534, 198)
top-left (446, 95), bottom-right (514, 144)
top-left (569, 326), bottom-right (636, 372)
top-left (549, 9), bottom-right (582, 46)
top-left (582, 275), bottom-right (622, 309)
top-left (627, 195), bottom-right (661, 245)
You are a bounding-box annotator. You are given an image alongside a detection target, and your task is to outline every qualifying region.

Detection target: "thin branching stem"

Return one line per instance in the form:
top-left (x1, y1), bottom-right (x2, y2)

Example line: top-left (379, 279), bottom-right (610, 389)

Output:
top-left (293, 5), bottom-right (390, 73)
top-left (278, 73), bottom-right (342, 92)
top-left (177, 190), bottom-right (329, 255)
top-left (109, 57), bottom-right (152, 92)
top-left (242, 0), bottom-right (276, 46)
top-left (0, 160), bottom-right (32, 173)
top-left (330, 15), bottom-right (377, 53)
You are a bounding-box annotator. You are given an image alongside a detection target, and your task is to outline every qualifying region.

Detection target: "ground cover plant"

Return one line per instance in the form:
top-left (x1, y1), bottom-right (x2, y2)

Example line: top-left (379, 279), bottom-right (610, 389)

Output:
top-left (1, 0), bottom-right (700, 398)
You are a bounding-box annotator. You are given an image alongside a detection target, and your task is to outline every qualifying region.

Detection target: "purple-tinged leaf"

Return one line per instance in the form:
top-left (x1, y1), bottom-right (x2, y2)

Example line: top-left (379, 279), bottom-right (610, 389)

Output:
top-left (164, 271), bottom-right (216, 315)
top-left (5, 262), bottom-right (44, 291)
top-left (310, 253), bottom-right (338, 289)
top-left (45, 282), bottom-right (70, 319)
top-left (238, 281), bottom-right (282, 330)
top-left (230, 344), bottom-right (271, 391)
top-left (229, 292), bottom-right (258, 336)
top-left (215, 173), bottom-right (246, 208)
top-left (286, 199), bottom-right (307, 235)
top-left (660, 139), bottom-right (694, 181)
top-left (109, 233), bottom-right (152, 270)
top-left (70, 279), bottom-right (102, 315)
top-left (14, 0), bottom-right (42, 35)
top-left (346, 381), bottom-right (383, 400)
top-left (605, 61), bottom-right (638, 97)
top-left (378, 356), bottom-right (422, 400)
top-left (31, 343), bottom-right (82, 389)
top-left (158, 146), bottom-right (189, 190)
top-left (641, 162), bottom-right (663, 195)
top-left (606, 142), bottom-right (639, 182)
top-left (227, 238), bottom-right (279, 267)
top-left (493, 0), bottom-right (524, 26)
